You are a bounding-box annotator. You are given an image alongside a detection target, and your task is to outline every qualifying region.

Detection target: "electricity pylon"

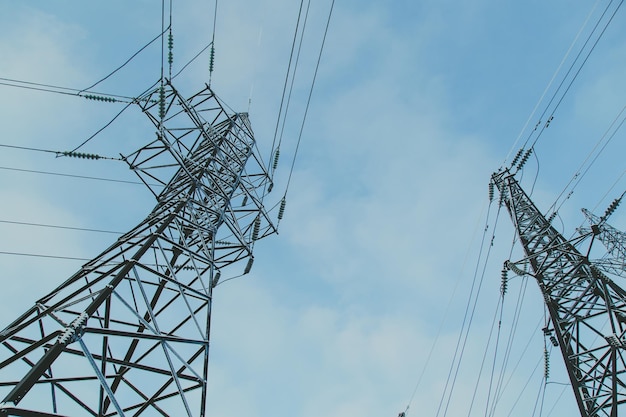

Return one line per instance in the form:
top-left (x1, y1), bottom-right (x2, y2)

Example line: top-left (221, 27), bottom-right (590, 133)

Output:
top-left (0, 80), bottom-right (277, 416)
top-left (493, 168), bottom-right (626, 417)
top-left (578, 206), bottom-right (626, 279)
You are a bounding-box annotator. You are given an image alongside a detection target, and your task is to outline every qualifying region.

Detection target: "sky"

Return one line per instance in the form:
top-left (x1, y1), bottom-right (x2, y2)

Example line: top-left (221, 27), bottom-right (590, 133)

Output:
top-left (0, 1), bottom-right (625, 417)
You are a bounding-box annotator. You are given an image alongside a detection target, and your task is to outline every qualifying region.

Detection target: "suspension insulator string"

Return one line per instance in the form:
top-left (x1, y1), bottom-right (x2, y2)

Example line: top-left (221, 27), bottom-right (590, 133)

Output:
top-left (209, 46), bottom-right (215, 80)
top-left (516, 148), bottom-right (533, 171)
top-left (602, 193), bottom-right (623, 222)
top-left (244, 257), bottom-right (254, 274)
top-left (500, 264), bottom-right (509, 297)
top-left (272, 147), bottom-right (280, 172)
top-left (83, 94), bottom-right (118, 103)
top-left (547, 211), bottom-right (557, 224)
top-left (57, 151), bottom-right (120, 161)
top-left (159, 85), bottom-right (166, 121)
top-left (168, 29), bottom-right (174, 77)
top-left (510, 148), bottom-right (524, 167)
top-left (252, 216), bottom-right (261, 241)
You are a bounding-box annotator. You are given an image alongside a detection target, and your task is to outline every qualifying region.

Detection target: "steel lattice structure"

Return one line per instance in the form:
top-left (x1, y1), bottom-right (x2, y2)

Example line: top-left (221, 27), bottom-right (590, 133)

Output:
top-left (0, 81), bottom-right (276, 416)
top-left (579, 208), bottom-right (626, 279)
top-left (493, 168), bottom-right (626, 417)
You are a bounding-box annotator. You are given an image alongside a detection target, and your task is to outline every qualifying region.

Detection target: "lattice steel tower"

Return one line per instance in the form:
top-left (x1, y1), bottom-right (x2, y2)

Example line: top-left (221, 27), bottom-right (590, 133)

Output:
top-left (0, 80), bottom-right (279, 416)
top-left (493, 168), bottom-right (626, 417)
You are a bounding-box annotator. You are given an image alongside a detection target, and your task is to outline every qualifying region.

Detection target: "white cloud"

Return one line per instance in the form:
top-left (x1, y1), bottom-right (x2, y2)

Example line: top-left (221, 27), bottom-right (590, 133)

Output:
top-left (0, 1), bottom-right (623, 416)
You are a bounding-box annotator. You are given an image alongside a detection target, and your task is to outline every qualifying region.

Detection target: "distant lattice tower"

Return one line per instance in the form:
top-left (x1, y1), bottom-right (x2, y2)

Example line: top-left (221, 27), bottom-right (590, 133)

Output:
top-left (0, 80), bottom-right (277, 416)
top-left (493, 168), bottom-right (626, 417)
top-left (578, 206), bottom-right (626, 278)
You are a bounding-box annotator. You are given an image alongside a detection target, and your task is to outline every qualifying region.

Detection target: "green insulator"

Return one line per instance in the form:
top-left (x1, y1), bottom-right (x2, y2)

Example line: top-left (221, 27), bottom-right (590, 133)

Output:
top-left (252, 216), bottom-right (260, 240)
top-left (209, 46), bottom-right (215, 73)
top-left (84, 94), bottom-right (115, 103)
top-left (168, 51), bottom-right (173, 65)
top-left (62, 151), bottom-right (100, 160)
top-left (511, 148), bottom-right (524, 167)
top-left (548, 211), bottom-right (557, 224)
top-left (168, 32), bottom-right (173, 50)
top-left (517, 149), bottom-right (531, 170)
top-left (244, 257), bottom-right (254, 274)
top-left (267, 182), bottom-right (273, 193)
top-left (159, 87), bottom-right (166, 119)
top-left (278, 198), bottom-right (286, 220)
top-left (273, 148), bottom-right (280, 170)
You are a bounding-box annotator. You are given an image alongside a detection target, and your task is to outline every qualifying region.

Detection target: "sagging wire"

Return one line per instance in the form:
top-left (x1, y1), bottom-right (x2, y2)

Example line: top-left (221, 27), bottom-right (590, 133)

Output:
top-left (0, 165), bottom-right (155, 185)
top-left (0, 77), bottom-right (155, 104)
top-left (500, 0), bottom-right (612, 168)
top-left (270, 0), bottom-right (311, 176)
top-left (281, 0), bottom-right (335, 200)
top-left (79, 27), bottom-right (170, 93)
top-left (549, 103), bottom-right (626, 218)
top-left (69, 79), bottom-right (161, 154)
top-left (431, 193), bottom-right (505, 417)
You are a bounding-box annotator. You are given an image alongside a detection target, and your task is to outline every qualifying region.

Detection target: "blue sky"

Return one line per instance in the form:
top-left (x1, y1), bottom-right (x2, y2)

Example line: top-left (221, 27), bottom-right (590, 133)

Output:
top-left (0, 1), bottom-right (625, 416)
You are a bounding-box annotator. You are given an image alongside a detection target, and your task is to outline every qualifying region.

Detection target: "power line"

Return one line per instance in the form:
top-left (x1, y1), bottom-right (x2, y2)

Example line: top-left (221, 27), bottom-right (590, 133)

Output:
top-left (502, 0), bottom-right (604, 166)
top-left (80, 27), bottom-right (169, 93)
top-left (0, 77), bottom-right (142, 103)
top-left (0, 165), bottom-right (160, 186)
top-left (0, 251), bottom-right (90, 262)
top-left (284, 0), bottom-right (336, 197)
top-left (0, 144), bottom-right (121, 160)
top-left (268, 0), bottom-right (306, 174)
top-left (505, 0), bottom-right (623, 170)
top-left (0, 219), bottom-right (122, 235)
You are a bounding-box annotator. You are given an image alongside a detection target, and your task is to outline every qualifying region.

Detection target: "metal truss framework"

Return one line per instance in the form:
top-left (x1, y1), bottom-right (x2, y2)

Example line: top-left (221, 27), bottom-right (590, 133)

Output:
top-left (493, 169), bottom-right (626, 417)
top-left (579, 208), bottom-right (626, 279)
top-left (0, 81), bottom-right (276, 416)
